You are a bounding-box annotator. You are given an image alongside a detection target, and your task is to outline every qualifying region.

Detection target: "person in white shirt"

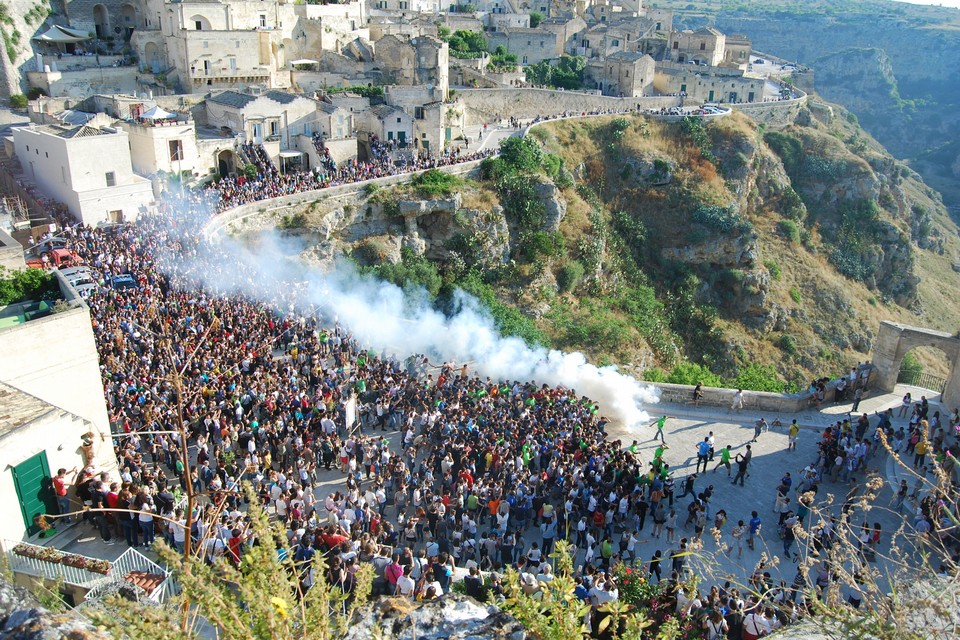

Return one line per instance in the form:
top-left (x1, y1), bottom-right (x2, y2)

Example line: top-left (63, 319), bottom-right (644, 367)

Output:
top-left (395, 566), bottom-right (416, 597)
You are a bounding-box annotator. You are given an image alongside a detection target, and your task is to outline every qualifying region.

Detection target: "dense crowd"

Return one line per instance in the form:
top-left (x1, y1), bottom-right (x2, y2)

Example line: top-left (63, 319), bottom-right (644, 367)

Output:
top-left (40, 154), bottom-right (959, 640)
top-left (210, 143), bottom-right (492, 212)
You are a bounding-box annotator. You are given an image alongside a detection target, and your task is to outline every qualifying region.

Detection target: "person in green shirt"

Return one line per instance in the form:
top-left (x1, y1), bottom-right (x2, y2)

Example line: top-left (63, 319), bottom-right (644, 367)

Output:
top-left (713, 445), bottom-right (732, 476)
top-left (654, 416), bottom-right (670, 443)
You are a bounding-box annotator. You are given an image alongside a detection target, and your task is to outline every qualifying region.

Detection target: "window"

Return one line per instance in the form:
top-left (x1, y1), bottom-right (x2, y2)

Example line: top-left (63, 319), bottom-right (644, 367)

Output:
top-left (259, 14), bottom-right (266, 28)
top-left (169, 140), bottom-right (184, 161)
top-left (377, 1), bottom-right (387, 7)
top-left (229, 57), bottom-right (237, 71)
top-left (195, 20), bottom-right (202, 30)
top-left (105, 171), bottom-right (116, 187)
top-left (236, 41), bottom-right (240, 48)
top-left (612, 39), bottom-right (619, 47)
top-left (522, 55), bottom-right (528, 64)
top-left (203, 41), bottom-right (209, 49)
top-left (270, 121), bottom-right (279, 136)
top-left (700, 42), bottom-right (706, 50)
top-left (396, 117), bottom-right (401, 123)
top-left (414, 106), bottom-right (424, 120)
top-left (673, 41), bottom-right (678, 49)
top-left (399, 0), bottom-right (408, 8)
top-left (61, 166), bottom-right (67, 184)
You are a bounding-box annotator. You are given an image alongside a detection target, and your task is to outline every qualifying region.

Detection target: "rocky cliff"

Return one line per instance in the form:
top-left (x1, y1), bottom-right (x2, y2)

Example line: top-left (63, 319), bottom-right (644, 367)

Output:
top-left (666, 0), bottom-right (960, 210)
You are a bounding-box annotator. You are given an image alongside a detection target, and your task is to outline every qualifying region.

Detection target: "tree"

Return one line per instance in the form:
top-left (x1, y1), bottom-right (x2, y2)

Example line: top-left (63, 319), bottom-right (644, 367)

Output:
top-left (447, 29), bottom-right (487, 55)
top-left (529, 11), bottom-right (544, 28)
top-left (498, 136), bottom-right (544, 174)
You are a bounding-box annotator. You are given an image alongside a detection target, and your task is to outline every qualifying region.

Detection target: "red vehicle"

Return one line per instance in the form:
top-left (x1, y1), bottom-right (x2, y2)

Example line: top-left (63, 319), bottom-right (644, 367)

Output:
top-left (26, 248), bottom-right (84, 270)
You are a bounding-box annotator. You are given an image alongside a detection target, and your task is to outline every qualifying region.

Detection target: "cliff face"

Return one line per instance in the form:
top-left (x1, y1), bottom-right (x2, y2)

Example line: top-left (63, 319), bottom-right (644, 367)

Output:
top-left (671, 5), bottom-right (960, 209)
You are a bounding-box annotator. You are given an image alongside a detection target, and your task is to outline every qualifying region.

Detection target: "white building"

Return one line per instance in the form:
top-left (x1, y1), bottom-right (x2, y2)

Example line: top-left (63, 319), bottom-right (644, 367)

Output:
top-left (118, 115), bottom-right (202, 178)
top-left (0, 272), bottom-right (118, 542)
top-left (12, 125), bottom-right (154, 225)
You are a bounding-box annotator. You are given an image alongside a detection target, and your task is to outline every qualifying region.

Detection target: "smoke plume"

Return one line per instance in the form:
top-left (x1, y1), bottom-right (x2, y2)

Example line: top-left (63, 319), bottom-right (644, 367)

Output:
top-left (185, 225), bottom-right (660, 430)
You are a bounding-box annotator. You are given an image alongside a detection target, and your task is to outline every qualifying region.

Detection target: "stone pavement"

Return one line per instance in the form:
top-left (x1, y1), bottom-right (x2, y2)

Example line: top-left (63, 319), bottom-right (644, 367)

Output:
top-left (597, 383), bottom-right (949, 593)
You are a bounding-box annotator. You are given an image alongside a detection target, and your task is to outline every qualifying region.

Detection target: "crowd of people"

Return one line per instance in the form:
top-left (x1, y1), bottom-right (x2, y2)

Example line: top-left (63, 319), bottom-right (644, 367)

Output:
top-left (37, 142), bottom-right (958, 639)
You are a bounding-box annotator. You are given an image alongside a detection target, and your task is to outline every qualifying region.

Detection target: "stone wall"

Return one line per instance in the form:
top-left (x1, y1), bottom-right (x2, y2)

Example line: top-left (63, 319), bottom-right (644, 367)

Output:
top-left (203, 159), bottom-right (485, 239)
top-left (457, 88), bottom-right (681, 125)
top-left (734, 95), bottom-right (807, 128)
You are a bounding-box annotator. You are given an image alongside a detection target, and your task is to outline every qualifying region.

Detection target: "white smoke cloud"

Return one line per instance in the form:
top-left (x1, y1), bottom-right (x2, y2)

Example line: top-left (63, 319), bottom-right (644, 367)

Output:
top-left (189, 225), bottom-right (660, 430)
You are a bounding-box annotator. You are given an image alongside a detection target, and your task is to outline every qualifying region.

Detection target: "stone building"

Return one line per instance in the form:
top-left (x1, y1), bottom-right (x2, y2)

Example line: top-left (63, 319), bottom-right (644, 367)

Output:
top-left (723, 34), bottom-right (752, 66)
top-left (361, 104), bottom-right (414, 147)
top-left (540, 15), bottom-right (588, 57)
top-left (487, 28), bottom-right (559, 66)
top-left (585, 50), bottom-right (654, 97)
top-left (653, 61), bottom-right (765, 104)
top-left (0, 271), bottom-right (119, 541)
top-left (12, 124), bottom-right (153, 225)
top-left (667, 27), bottom-right (726, 66)
top-left (374, 34), bottom-right (450, 99)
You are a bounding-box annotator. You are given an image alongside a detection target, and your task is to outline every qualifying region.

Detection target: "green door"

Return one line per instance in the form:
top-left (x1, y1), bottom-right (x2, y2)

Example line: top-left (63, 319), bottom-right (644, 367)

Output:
top-left (12, 452), bottom-right (57, 535)
top-left (708, 90), bottom-right (714, 102)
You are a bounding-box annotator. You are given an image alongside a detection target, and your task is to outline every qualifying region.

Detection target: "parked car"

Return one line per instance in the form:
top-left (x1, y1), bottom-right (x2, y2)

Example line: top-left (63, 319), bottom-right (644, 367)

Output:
top-left (57, 266), bottom-right (93, 280)
top-left (26, 248), bottom-right (84, 270)
top-left (73, 282), bottom-right (99, 299)
top-left (110, 274), bottom-right (138, 290)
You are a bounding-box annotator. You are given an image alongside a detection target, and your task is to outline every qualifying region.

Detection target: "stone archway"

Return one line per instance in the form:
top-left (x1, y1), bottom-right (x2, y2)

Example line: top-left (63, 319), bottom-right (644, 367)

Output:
top-left (93, 4), bottom-right (110, 39)
top-left (872, 320), bottom-right (960, 406)
top-left (217, 149), bottom-right (236, 177)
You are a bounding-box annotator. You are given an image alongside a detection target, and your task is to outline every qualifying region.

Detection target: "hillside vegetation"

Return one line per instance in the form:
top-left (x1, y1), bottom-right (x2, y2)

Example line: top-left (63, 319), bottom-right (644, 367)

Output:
top-left (286, 102), bottom-right (959, 392)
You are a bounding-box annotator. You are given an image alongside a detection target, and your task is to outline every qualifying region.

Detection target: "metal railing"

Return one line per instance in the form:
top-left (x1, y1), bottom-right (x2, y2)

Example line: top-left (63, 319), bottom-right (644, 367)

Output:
top-left (897, 368), bottom-right (947, 394)
top-left (4, 541), bottom-right (177, 603)
top-left (111, 547), bottom-right (178, 603)
top-left (5, 541), bottom-right (110, 587)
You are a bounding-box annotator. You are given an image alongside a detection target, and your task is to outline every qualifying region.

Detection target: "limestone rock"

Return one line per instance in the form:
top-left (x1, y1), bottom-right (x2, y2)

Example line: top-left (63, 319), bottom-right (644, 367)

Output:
top-left (345, 594), bottom-right (527, 640)
top-left (0, 575), bottom-right (111, 640)
top-left (534, 179), bottom-right (566, 232)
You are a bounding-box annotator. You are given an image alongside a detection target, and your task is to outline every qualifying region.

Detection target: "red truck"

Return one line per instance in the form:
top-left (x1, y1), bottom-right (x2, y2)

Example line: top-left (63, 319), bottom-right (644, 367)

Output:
top-left (26, 248), bottom-right (84, 270)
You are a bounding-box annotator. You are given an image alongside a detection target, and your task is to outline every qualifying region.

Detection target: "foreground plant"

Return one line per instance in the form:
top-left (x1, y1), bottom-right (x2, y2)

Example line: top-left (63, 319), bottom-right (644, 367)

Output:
top-left (85, 488), bottom-right (372, 640)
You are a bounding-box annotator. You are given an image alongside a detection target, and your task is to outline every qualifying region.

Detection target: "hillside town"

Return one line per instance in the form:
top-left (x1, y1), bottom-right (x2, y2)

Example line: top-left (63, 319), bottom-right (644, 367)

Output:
top-left (2, 1), bottom-right (957, 639)
top-left (0, 0), bottom-right (804, 227)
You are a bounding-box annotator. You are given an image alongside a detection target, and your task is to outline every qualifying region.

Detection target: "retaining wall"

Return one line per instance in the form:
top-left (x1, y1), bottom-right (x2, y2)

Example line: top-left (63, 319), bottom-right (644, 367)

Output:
top-left (203, 159), bottom-right (485, 238)
top-left (458, 88), bottom-right (681, 124)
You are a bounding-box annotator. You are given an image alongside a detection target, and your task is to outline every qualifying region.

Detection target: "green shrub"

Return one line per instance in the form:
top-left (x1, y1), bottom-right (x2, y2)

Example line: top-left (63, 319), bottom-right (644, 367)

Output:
top-left (498, 136), bottom-right (544, 174)
top-left (777, 333), bottom-right (798, 355)
top-left (0, 267), bottom-right (57, 304)
top-left (9, 94), bottom-right (27, 109)
top-left (789, 286), bottom-right (802, 303)
top-left (521, 231), bottom-right (565, 262)
top-left (778, 219), bottom-right (801, 243)
top-left (643, 368), bottom-right (668, 383)
top-left (410, 169), bottom-right (463, 198)
top-left (764, 130), bottom-right (803, 174)
top-left (764, 260), bottom-right (781, 280)
top-left (454, 270), bottom-right (547, 347)
top-left (728, 362), bottom-right (787, 393)
top-left (666, 361), bottom-right (723, 387)
top-left (691, 204), bottom-right (752, 235)
top-left (899, 352), bottom-right (923, 378)
top-left (243, 163), bottom-right (258, 180)
top-left (554, 260), bottom-right (585, 293)
top-left (25, 87), bottom-right (46, 100)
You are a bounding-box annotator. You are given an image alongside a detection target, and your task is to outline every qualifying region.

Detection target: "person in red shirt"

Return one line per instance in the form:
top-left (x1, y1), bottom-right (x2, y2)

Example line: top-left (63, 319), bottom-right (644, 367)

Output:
top-left (53, 468), bottom-right (77, 523)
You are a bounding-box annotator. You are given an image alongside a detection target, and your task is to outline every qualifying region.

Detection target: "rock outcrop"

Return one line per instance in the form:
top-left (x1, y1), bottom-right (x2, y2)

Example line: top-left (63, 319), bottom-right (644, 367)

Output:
top-left (345, 594), bottom-right (527, 640)
top-left (0, 575), bottom-right (111, 640)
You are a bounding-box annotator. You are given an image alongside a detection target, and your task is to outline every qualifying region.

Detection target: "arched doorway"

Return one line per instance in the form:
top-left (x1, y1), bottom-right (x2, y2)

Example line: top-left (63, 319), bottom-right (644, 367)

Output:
top-left (217, 149), bottom-right (236, 177)
top-left (93, 5), bottom-right (110, 39)
top-left (121, 4), bottom-right (137, 40)
top-left (143, 42), bottom-right (161, 73)
top-left (872, 321), bottom-right (960, 407)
